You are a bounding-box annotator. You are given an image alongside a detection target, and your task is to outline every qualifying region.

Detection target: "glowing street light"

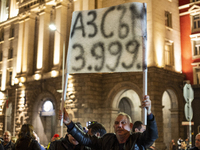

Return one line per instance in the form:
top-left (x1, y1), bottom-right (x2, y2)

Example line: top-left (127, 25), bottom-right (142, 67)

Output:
top-left (49, 24), bottom-right (57, 31)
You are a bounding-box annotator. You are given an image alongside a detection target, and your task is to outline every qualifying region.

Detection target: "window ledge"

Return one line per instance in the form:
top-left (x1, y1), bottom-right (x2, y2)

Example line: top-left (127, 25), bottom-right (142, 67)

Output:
top-left (165, 26), bottom-right (173, 31)
top-left (8, 37), bottom-right (14, 40)
top-left (7, 58), bottom-right (13, 61)
top-left (192, 55), bottom-right (200, 59)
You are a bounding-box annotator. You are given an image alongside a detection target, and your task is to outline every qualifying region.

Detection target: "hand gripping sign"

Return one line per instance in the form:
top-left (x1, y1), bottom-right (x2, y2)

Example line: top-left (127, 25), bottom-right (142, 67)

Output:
top-left (61, 2), bottom-right (148, 126)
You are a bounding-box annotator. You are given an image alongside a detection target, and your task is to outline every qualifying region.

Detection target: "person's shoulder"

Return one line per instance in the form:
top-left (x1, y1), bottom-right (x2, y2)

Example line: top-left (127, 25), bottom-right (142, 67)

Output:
top-left (190, 147), bottom-right (199, 150)
top-left (102, 133), bottom-right (115, 138)
top-left (101, 133), bottom-right (116, 141)
top-left (50, 137), bottom-right (65, 145)
top-left (10, 141), bottom-right (15, 147)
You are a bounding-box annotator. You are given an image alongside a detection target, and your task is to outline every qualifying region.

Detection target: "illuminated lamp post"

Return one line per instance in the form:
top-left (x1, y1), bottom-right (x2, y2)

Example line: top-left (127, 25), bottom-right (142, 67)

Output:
top-left (49, 24), bottom-right (65, 137)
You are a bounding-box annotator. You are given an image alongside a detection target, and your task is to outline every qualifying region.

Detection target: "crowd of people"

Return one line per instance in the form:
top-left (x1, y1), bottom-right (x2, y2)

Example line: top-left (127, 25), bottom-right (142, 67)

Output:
top-left (169, 135), bottom-right (200, 150)
top-left (0, 95), bottom-right (159, 150)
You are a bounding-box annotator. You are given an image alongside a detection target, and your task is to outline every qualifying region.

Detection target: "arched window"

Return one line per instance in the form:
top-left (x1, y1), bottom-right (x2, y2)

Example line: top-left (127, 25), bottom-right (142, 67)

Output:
top-left (118, 97), bottom-right (131, 117)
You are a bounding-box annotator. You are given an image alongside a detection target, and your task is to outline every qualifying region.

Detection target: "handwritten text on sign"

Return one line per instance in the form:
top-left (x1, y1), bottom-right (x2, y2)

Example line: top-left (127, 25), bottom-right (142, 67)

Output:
top-left (67, 2), bottom-right (146, 73)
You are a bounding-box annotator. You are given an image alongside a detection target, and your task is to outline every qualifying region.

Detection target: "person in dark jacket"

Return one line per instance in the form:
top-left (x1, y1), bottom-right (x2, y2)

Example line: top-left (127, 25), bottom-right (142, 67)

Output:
top-left (87, 122), bottom-right (106, 138)
top-left (14, 124), bottom-right (41, 150)
top-left (48, 122), bottom-right (85, 150)
top-left (190, 133), bottom-right (200, 150)
top-left (60, 95), bottom-right (158, 150)
top-left (0, 131), bottom-right (15, 150)
top-left (132, 121), bottom-right (146, 133)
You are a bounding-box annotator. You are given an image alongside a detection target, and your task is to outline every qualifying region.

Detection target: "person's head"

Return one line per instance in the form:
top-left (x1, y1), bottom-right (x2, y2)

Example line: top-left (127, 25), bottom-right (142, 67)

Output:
top-left (51, 134), bottom-right (60, 142)
top-left (3, 131), bottom-right (11, 144)
top-left (87, 122), bottom-right (106, 138)
top-left (18, 124), bottom-right (35, 139)
top-left (68, 122), bottom-right (83, 146)
top-left (113, 112), bottom-right (133, 138)
top-left (195, 133), bottom-right (200, 149)
top-left (132, 121), bottom-right (146, 133)
top-left (171, 139), bottom-right (174, 143)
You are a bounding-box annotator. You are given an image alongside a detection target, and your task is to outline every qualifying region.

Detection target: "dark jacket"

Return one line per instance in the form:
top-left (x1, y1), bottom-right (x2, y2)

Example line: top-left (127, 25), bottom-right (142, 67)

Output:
top-left (68, 116), bottom-right (158, 150)
top-left (48, 134), bottom-right (85, 150)
top-left (14, 138), bottom-right (41, 150)
top-left (0, 141), bottom-right (14, 150)
top-left (190, 147), bottom-right (199, 150)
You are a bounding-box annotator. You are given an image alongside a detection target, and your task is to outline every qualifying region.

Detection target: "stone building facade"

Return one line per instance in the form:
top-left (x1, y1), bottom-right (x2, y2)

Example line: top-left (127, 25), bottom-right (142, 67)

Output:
top-left (0, 0), bottom-right (186, 149)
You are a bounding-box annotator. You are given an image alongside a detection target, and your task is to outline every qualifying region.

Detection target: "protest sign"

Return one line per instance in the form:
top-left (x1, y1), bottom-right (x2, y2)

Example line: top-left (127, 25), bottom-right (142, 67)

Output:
top-left (67, 2), bottom-right (146, 73)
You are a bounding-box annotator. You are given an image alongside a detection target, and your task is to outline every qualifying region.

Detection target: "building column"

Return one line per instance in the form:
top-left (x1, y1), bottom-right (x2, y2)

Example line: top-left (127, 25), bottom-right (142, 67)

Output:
top-left (22, 15), bottom-right (35, 75)
top-left (52, 3), bottom-right (68, 70)
top-left (153, 104), bottom-right (166, 150)
top-left (36, 8), bottom-right (50, 73)
top-left (170, 108), bottom-right (179, 141)
top-left (16, 19), bottom-right (24, 74)
top-left (0, 0), bottom-right (8, 22)
top-left (9, 0), bottom-right (18, 18)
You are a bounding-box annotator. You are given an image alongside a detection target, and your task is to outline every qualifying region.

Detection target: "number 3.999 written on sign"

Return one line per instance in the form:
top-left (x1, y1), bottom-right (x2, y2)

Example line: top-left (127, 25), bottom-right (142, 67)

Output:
top-left (71, 39), bottom-right (141, 73)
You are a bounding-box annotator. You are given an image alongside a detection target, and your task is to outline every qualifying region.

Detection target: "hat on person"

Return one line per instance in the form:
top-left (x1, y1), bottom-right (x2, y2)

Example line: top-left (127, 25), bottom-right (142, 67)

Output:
top-left (51, 134), bottom-right (60, 142)
top-left (53, 134), bottom-right (59, 138)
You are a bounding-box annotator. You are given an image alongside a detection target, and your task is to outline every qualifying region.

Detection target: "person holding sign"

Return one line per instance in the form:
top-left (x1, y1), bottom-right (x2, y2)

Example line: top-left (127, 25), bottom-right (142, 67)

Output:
top-left (190, 133), bottom-right (200, 150)
top-left (59, 95), bottom-right (158, 150)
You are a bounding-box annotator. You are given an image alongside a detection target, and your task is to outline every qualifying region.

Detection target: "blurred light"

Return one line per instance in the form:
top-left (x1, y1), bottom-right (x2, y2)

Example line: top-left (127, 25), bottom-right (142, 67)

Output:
top-left (51, 70), bottom-right (58, 77)
top-left (20, 77), bottom-right (26, 83)
top-left (43, 101), bottom-right (53, 112)
top-left (69, 83), bottom-right (73, 88)
top-left (49, 24), bottom-right (57, 31)
top-left (35, 74), bottom-right (41, 80)
top-left (14, 78), bottom-right (19, 84)
top-left (0, 92), bottom-right (4, 99)
top-left (19, 82), bottom-right (23, 86)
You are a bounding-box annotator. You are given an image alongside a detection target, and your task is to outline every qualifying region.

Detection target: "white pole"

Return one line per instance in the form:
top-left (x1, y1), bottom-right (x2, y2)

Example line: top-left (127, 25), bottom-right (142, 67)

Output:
top-left (60, 73), bottom-right (69, 126)
top-left (60, 41), bottom-right (65, 137)
top-left (13, 89), bottom-right (17, 136)
top-left (142, 3), bottom-right (147, 125)
top-left (189, 100), bottom-right (192, 148)
top-left (5, 108), bottom-right (7, 131)
top-left (60, 41), bottom-right (69, 137)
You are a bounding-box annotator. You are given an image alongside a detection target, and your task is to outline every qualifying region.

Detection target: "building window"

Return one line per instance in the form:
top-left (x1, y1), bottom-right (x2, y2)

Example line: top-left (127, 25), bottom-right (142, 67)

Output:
top-left (165, 41), bottom-right (174, 66)
top-left (8, 48), bottom-right (13, 59)
top-left (165, 11), bottom-right (172, 28)
top-left (192, 64), bottom-right (200, 84)
top-left (0, 74), bottom-right (2, 87)
top-left (195, 44), bottom-right (200, 55)
top-left (0, 51), bottom-right (3, 62)
top-left (195, 68), bottom-right (200, 84)
top-left (193, 40), bottom-right (200, 58)
top-left (0, 29), bottom-right (4, 42)
top-left (95, 0), bottom-right (98, 9)
top-left (9, 25), bottom-right (14, 38)
top-left (8, 71), bottom-right (12, 86)
top-left (193, 15), bottom-right (200, 31)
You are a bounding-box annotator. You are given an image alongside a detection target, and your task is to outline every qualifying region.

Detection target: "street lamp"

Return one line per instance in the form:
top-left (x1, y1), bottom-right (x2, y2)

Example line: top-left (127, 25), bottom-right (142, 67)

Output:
top-left (49, 23), bottom-right (66, 137)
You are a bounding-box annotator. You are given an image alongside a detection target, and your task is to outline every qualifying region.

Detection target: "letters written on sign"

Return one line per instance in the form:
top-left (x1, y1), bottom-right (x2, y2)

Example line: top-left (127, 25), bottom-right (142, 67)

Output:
top-left (67, 2), bottom-right (146, 73)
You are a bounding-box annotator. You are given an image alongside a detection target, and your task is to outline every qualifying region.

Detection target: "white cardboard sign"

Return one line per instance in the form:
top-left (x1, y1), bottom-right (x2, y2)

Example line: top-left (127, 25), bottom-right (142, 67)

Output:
top-left (67, 2), bottom-right (146, 73)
